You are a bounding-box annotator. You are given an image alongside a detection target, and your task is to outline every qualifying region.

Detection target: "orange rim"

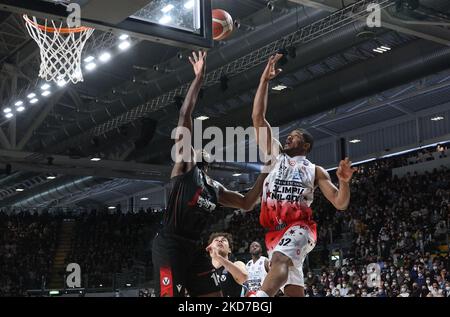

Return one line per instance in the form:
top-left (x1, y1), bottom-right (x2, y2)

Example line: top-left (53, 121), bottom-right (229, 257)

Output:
top-left (23, 14), bottom-right (93, 34)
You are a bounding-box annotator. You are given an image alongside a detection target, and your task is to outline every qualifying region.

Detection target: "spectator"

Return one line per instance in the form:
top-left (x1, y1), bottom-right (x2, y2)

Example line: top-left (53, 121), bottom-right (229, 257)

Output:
top-left (436, 144), bottom-right (447, 158)
top-left (398, 285), bottom-right (410, 297)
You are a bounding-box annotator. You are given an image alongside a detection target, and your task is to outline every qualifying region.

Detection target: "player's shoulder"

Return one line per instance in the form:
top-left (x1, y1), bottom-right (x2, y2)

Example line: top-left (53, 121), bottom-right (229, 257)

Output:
top-left (315, 164), bottom-right (324, 170)
top-left (234, 261), bottom-right (247, 270)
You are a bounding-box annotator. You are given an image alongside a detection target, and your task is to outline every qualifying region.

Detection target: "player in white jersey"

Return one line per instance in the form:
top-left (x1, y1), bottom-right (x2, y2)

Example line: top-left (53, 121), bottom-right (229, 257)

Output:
top-left (243, 241), bottom-right (269, 296)
top-left (251, 54), bottom-right (357, 297)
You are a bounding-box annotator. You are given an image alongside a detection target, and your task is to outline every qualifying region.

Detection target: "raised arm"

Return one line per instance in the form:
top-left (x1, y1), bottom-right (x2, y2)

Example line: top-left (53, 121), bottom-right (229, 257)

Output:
top-left (218, 172), bottom-right (268, 211)
top-left (316, 158), bottom-right (357, 210)
top-left (171, 51), bottom-right (207, 178)
top-left (252, 54), bottom-right (284, 159)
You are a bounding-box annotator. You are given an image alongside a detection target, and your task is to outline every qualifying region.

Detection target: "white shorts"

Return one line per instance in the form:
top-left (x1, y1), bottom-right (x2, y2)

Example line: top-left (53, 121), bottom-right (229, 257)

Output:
top-left (268, 225), bottom-right (316, 289)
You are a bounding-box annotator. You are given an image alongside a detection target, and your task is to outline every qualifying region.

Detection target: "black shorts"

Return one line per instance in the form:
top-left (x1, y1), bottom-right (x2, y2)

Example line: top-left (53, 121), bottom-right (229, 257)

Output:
top-left (152, 232), bottom-right (220, 297)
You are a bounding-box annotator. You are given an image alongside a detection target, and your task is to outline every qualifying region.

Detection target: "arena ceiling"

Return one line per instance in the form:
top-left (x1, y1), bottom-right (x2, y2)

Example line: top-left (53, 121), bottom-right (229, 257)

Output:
top-left (0, 0), bottom-right (450, 208)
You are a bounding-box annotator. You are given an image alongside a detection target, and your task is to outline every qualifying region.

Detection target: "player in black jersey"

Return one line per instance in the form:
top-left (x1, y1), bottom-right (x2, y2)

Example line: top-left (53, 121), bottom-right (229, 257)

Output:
top-left (207, 232), bottom-right (247, 297)
top-left (152, 51), bottom-right (267, 297)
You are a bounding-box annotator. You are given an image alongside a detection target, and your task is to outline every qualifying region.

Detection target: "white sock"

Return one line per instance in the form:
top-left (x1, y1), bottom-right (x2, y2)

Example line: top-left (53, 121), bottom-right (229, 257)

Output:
top-left (256, 290), bottom-right (269, 297)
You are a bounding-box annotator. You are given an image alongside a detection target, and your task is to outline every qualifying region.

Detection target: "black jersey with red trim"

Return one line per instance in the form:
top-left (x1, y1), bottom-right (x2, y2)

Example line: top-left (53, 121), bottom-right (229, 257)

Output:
top-left (162, 166), bottom-right (221, 240)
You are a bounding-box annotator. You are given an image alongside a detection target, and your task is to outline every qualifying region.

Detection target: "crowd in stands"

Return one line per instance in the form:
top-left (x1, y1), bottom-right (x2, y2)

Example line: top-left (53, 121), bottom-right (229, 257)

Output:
top-left (307, 159), bottom-right (449, 297)
top-left (303, 253), bottom-right (449, 297)
top-left (66, 208), bottom-right (162, 288)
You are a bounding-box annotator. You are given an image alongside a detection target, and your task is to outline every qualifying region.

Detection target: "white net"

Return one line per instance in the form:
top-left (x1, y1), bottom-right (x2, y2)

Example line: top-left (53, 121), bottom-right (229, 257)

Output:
top-left (23, 15), bottom-right (95, 85)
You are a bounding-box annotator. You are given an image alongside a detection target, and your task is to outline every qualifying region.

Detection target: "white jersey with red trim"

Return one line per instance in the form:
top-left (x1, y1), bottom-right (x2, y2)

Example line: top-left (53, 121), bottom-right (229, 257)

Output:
top-left (260, 153), bottom-right (317, 246)
top-left (263, 153), bottom-right (316, 206)
top-left (244, 256), bottom-right (268, 292)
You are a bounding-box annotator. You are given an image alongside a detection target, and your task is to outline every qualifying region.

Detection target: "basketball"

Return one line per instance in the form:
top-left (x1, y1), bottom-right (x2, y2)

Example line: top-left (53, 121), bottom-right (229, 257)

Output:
top-left (212, 9), bottom-right (234, 41)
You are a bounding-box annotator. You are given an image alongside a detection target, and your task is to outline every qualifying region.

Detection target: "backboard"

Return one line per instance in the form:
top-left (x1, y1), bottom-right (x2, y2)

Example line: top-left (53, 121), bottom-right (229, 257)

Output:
top-left (0, 0), bottom-right (213, 49)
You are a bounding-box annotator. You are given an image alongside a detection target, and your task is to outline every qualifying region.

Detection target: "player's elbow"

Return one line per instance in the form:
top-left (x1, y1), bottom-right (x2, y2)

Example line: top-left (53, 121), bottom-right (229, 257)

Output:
top-left (252, 113), bottom-right (265, 127)
top-left (236, 273), bottom-right (249, 285)
top-left (241, 200), bottom-right (256, 212)
top-left (241, 273), bottom-right (249, 284)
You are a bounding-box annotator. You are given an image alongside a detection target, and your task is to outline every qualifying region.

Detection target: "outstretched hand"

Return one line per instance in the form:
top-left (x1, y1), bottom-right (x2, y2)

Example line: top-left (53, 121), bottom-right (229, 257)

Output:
top-left (189, 50), bottom-right (207, 78)
top-left (336, 157), bottom-right (357, 183)
top-left (260, 54), bottom-right (283, 82)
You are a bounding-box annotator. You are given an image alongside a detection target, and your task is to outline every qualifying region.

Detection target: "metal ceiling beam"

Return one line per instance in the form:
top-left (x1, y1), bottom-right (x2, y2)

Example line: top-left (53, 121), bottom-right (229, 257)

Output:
top-left (386, 103), bottom-right (415, 116)
top-left (243, 39), bottom-right (450, 131)
top-left (381, 11), bottom-right (450, 46)
top-left (52, 178), bottom-right (160, 207)
top-left (139, 24), bottom-right (400, 161)
top-left (4, 176), bottom-right (107, 208)
top-left (17, 91), bottom-right (65, 150)
top-left (315, 126), bottom-right (339, 137)
top-left (289, 0), bottom-right (450, 45)
top-left (118, 144), bottom-right (135, 161)
top-left (0, 35), bottom-right (11, 55)
top-left (0, 126), bottom-right (11, 149)
top-left (67, 88), bottom-right (85, 110)
top-left (16, 68), bottom-right (32, 82)
top-left (289, 0), bottom-right (341, 11)
top-left (0, 174), bottom-right (49, 198)
top-left (0, 148), bottom-right (171, 181)
top-left (244, 0), bottom-right (268, 9)
top-left (307, 77), bottom-right (450, 129)
top-left (374, 88), bottom-right (416, 116)
top-left (0, 31), bottom-right (28, 39)
top-left (0, 161), bottom-right (168, 182)
top-left (7, 72), bottom-right (17, 148)
top-left (0, 13), bottom-right (27, 39)
top-left (0, 78), bottom-right (7, 101)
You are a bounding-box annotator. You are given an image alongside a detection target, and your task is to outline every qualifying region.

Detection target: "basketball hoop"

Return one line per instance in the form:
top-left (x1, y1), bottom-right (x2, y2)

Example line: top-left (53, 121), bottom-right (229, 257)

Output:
top-left (23, 14), bottom-right (94, 85)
